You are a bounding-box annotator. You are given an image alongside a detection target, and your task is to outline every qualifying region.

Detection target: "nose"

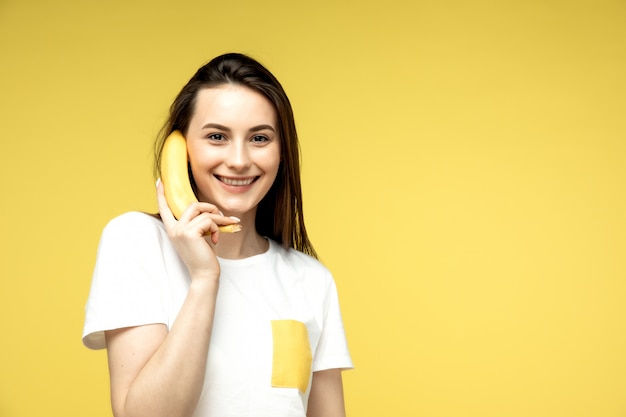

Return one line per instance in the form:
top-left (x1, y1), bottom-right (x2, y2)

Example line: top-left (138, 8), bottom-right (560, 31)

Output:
top-left (225, 140), bottom-right (251, 171)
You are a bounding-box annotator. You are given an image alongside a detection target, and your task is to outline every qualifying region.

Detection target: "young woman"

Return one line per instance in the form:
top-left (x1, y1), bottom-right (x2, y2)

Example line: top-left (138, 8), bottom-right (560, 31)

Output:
top-left (82, 53), bottom-right (353, 417)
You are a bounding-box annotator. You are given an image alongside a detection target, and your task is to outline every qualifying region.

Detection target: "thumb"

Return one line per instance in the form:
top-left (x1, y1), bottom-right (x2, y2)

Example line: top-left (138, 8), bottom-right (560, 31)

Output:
top-left (156, 178), bottom-right (177, 229)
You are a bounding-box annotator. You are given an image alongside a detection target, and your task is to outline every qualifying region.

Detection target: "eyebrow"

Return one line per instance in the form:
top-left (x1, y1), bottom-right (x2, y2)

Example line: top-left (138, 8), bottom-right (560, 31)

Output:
top-left (201, 123), bottom-right (276, 133)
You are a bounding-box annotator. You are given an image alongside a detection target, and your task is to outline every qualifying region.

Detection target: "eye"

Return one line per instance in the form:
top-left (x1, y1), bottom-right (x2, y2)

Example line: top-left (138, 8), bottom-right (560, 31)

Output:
top-left (207, 133), bottom-right (226, 142)
top-left (251, 135), bottom-right (269, 143)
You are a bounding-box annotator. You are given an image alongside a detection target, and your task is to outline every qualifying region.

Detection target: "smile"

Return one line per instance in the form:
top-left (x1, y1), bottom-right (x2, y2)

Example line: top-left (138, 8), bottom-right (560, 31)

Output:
top-left (216, 175), bottom-right (258, 186)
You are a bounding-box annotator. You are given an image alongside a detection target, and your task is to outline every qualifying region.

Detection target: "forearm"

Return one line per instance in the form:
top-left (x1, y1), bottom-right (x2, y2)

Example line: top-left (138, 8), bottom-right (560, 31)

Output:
top-left (108, 279), bottom-right (218, 417)
top-left (307, 368), bottom-right (347, 417)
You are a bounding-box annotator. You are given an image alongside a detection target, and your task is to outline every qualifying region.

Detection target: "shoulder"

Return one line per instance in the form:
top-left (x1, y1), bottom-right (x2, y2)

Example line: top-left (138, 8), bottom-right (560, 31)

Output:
top-left (93, 212), bottom-right (175, 277)
top-left (97, 212), bottom-right (168, 255)
top-left (101, 211), bottom-right (164, 239)
top-left (104, 211), bottom-right (162, 229)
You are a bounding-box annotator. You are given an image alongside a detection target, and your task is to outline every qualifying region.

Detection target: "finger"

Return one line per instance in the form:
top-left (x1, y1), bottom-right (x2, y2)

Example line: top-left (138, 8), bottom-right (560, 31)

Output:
top-left (156, 178), bottom-right (177, 229)
top-left (185, 212), bottom-right (218, 237)
top-left (209, 222), bottom-right (220, 245)
top-left (179, 203), bottom-right (241, 230)
top-left (178, 201), bottom-right (222, 222)
top-left (205, 216), bottom-right (241, 244)
top-left (186, 212), bottom-right (235, 244)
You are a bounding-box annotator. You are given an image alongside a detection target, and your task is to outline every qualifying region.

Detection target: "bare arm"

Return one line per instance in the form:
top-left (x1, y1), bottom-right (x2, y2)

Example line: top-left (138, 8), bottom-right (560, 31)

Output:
top-left (103, 181), bottom-right (235, 417)
top-left (307, 369), bottom-right (347, 417)
top-left (105, 279), bottom-right (217, 417)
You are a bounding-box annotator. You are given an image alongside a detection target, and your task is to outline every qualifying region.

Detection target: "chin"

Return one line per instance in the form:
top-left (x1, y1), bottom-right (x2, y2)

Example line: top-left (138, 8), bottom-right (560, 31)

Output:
top-left (220, 202), bottom-right (258, 217)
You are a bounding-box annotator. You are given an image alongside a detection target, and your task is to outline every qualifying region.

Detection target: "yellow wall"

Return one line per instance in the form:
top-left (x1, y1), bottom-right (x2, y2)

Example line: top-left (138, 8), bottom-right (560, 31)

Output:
top-left (1, 0), bottom-right (625, 416)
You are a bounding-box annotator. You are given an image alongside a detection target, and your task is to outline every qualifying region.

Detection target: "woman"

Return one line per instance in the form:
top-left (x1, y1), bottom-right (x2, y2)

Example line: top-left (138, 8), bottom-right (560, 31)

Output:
top-left (82, 53), bottom-right (353, 417)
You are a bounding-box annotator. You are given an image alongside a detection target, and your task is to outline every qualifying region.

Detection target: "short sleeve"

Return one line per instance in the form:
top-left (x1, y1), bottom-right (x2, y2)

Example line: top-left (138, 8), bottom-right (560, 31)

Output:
top-left (82, 212), bottom-right (170, 350)
top-left (311, 273), bottom-right (354, 372)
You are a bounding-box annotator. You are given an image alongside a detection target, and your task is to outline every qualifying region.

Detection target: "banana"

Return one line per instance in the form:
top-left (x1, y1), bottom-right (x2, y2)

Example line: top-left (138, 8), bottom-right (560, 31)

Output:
top-left (160, 130), bottom-right (241, 233)
top-left (161, 130), bottom-right (197, 220)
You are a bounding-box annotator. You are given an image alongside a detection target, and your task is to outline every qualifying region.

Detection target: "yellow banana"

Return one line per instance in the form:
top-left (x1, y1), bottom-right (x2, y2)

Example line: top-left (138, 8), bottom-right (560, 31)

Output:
top-left (161, 130), bottom-right (196, 219)
top-left (160, 130), bottom-right (241, 233)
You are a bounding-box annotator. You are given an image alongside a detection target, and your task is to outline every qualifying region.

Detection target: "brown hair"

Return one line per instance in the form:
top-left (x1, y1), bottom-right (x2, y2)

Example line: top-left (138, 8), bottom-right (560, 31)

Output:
top-left (154, 53), bottom-right (317, 258)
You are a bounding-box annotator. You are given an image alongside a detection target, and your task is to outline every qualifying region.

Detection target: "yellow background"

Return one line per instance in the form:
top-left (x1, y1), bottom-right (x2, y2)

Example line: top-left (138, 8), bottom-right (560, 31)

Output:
top-left (1, 0), bottom-right (625, 416)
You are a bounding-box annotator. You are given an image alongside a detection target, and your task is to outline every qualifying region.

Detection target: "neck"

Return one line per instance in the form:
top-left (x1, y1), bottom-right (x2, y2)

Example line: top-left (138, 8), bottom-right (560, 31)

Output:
top-left (214, 216), bottom-right (268, 259)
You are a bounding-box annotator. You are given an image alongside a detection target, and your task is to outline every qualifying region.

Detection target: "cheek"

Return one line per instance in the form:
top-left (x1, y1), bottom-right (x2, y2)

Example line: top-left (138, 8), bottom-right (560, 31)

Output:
top-left (186, 154), bottom-right (200, 179)
top-left (187, 153), bottom-right (212, 188)
top-left (267, 144), bottom-right (282, 174)
top-left (187, 144), bottom-right (216, 172)
top-left (266, 156), bottom-right (281, 184)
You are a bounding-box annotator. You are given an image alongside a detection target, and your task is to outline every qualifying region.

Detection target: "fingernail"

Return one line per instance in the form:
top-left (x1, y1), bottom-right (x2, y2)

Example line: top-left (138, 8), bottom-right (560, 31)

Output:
top-left (229, 216), bottom-right (240, 222)
top-left (156, 178), bottom-right (161, 188)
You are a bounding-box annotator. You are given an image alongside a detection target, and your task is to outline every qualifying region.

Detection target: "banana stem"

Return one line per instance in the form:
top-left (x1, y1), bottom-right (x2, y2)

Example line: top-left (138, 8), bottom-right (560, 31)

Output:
top-left (216, 224), bottom-right (242, 234)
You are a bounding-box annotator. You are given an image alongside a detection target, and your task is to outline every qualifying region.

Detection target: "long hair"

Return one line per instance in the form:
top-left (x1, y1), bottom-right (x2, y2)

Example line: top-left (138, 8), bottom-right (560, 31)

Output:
top-left (154, 53), bottom-right (317, 258)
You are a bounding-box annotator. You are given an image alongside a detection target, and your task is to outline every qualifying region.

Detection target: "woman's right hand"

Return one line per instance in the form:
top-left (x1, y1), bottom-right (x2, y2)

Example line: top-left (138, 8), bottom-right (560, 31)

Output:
top-left (156, 178), bottom-right (234, 281)
top-left (107, 180), bottom-right (229, 417)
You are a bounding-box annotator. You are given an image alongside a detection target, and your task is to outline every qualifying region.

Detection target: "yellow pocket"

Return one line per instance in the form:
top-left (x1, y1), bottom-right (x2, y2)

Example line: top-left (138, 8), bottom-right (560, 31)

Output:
top-left (271, 320), bottom-right (312, 393)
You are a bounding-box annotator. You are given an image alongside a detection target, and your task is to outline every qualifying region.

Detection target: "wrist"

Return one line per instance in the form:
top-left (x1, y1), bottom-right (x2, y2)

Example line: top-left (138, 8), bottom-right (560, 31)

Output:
top-left (188, 276), bottom-right (220, 294)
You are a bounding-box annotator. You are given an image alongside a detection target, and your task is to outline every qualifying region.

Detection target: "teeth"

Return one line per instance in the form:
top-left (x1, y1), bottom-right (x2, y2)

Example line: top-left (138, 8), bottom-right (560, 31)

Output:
top-left (219, 176), bottom-right (255, 186)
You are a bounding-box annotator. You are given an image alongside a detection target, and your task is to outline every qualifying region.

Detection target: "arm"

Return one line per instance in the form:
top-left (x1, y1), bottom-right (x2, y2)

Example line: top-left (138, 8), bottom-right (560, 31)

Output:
top-left (105, 279), bottom-right (217, 417)
top-left (307, 368), bottom-right (347, 417)
top-left (104, 181), bottom-right (234, 417)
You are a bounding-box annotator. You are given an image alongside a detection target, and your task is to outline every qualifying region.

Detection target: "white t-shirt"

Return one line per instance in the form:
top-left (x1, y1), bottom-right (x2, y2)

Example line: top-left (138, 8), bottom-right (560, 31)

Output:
top-left (82, 211), bottom-right (353, 416)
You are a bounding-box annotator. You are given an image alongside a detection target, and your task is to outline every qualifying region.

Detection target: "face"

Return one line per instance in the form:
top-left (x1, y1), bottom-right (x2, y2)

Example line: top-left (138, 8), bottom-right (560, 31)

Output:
top-left (185, 85), bottom-right (281, 219)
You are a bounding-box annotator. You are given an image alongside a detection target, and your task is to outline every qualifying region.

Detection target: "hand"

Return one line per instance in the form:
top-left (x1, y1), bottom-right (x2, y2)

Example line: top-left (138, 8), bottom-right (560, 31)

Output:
top-left (156, 179), bottom-right (235, 281)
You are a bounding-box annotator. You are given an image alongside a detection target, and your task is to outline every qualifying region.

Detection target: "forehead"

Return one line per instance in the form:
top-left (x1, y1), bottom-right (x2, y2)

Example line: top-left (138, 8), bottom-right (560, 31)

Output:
top-left (191, 85), bottom-right (277, 128)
